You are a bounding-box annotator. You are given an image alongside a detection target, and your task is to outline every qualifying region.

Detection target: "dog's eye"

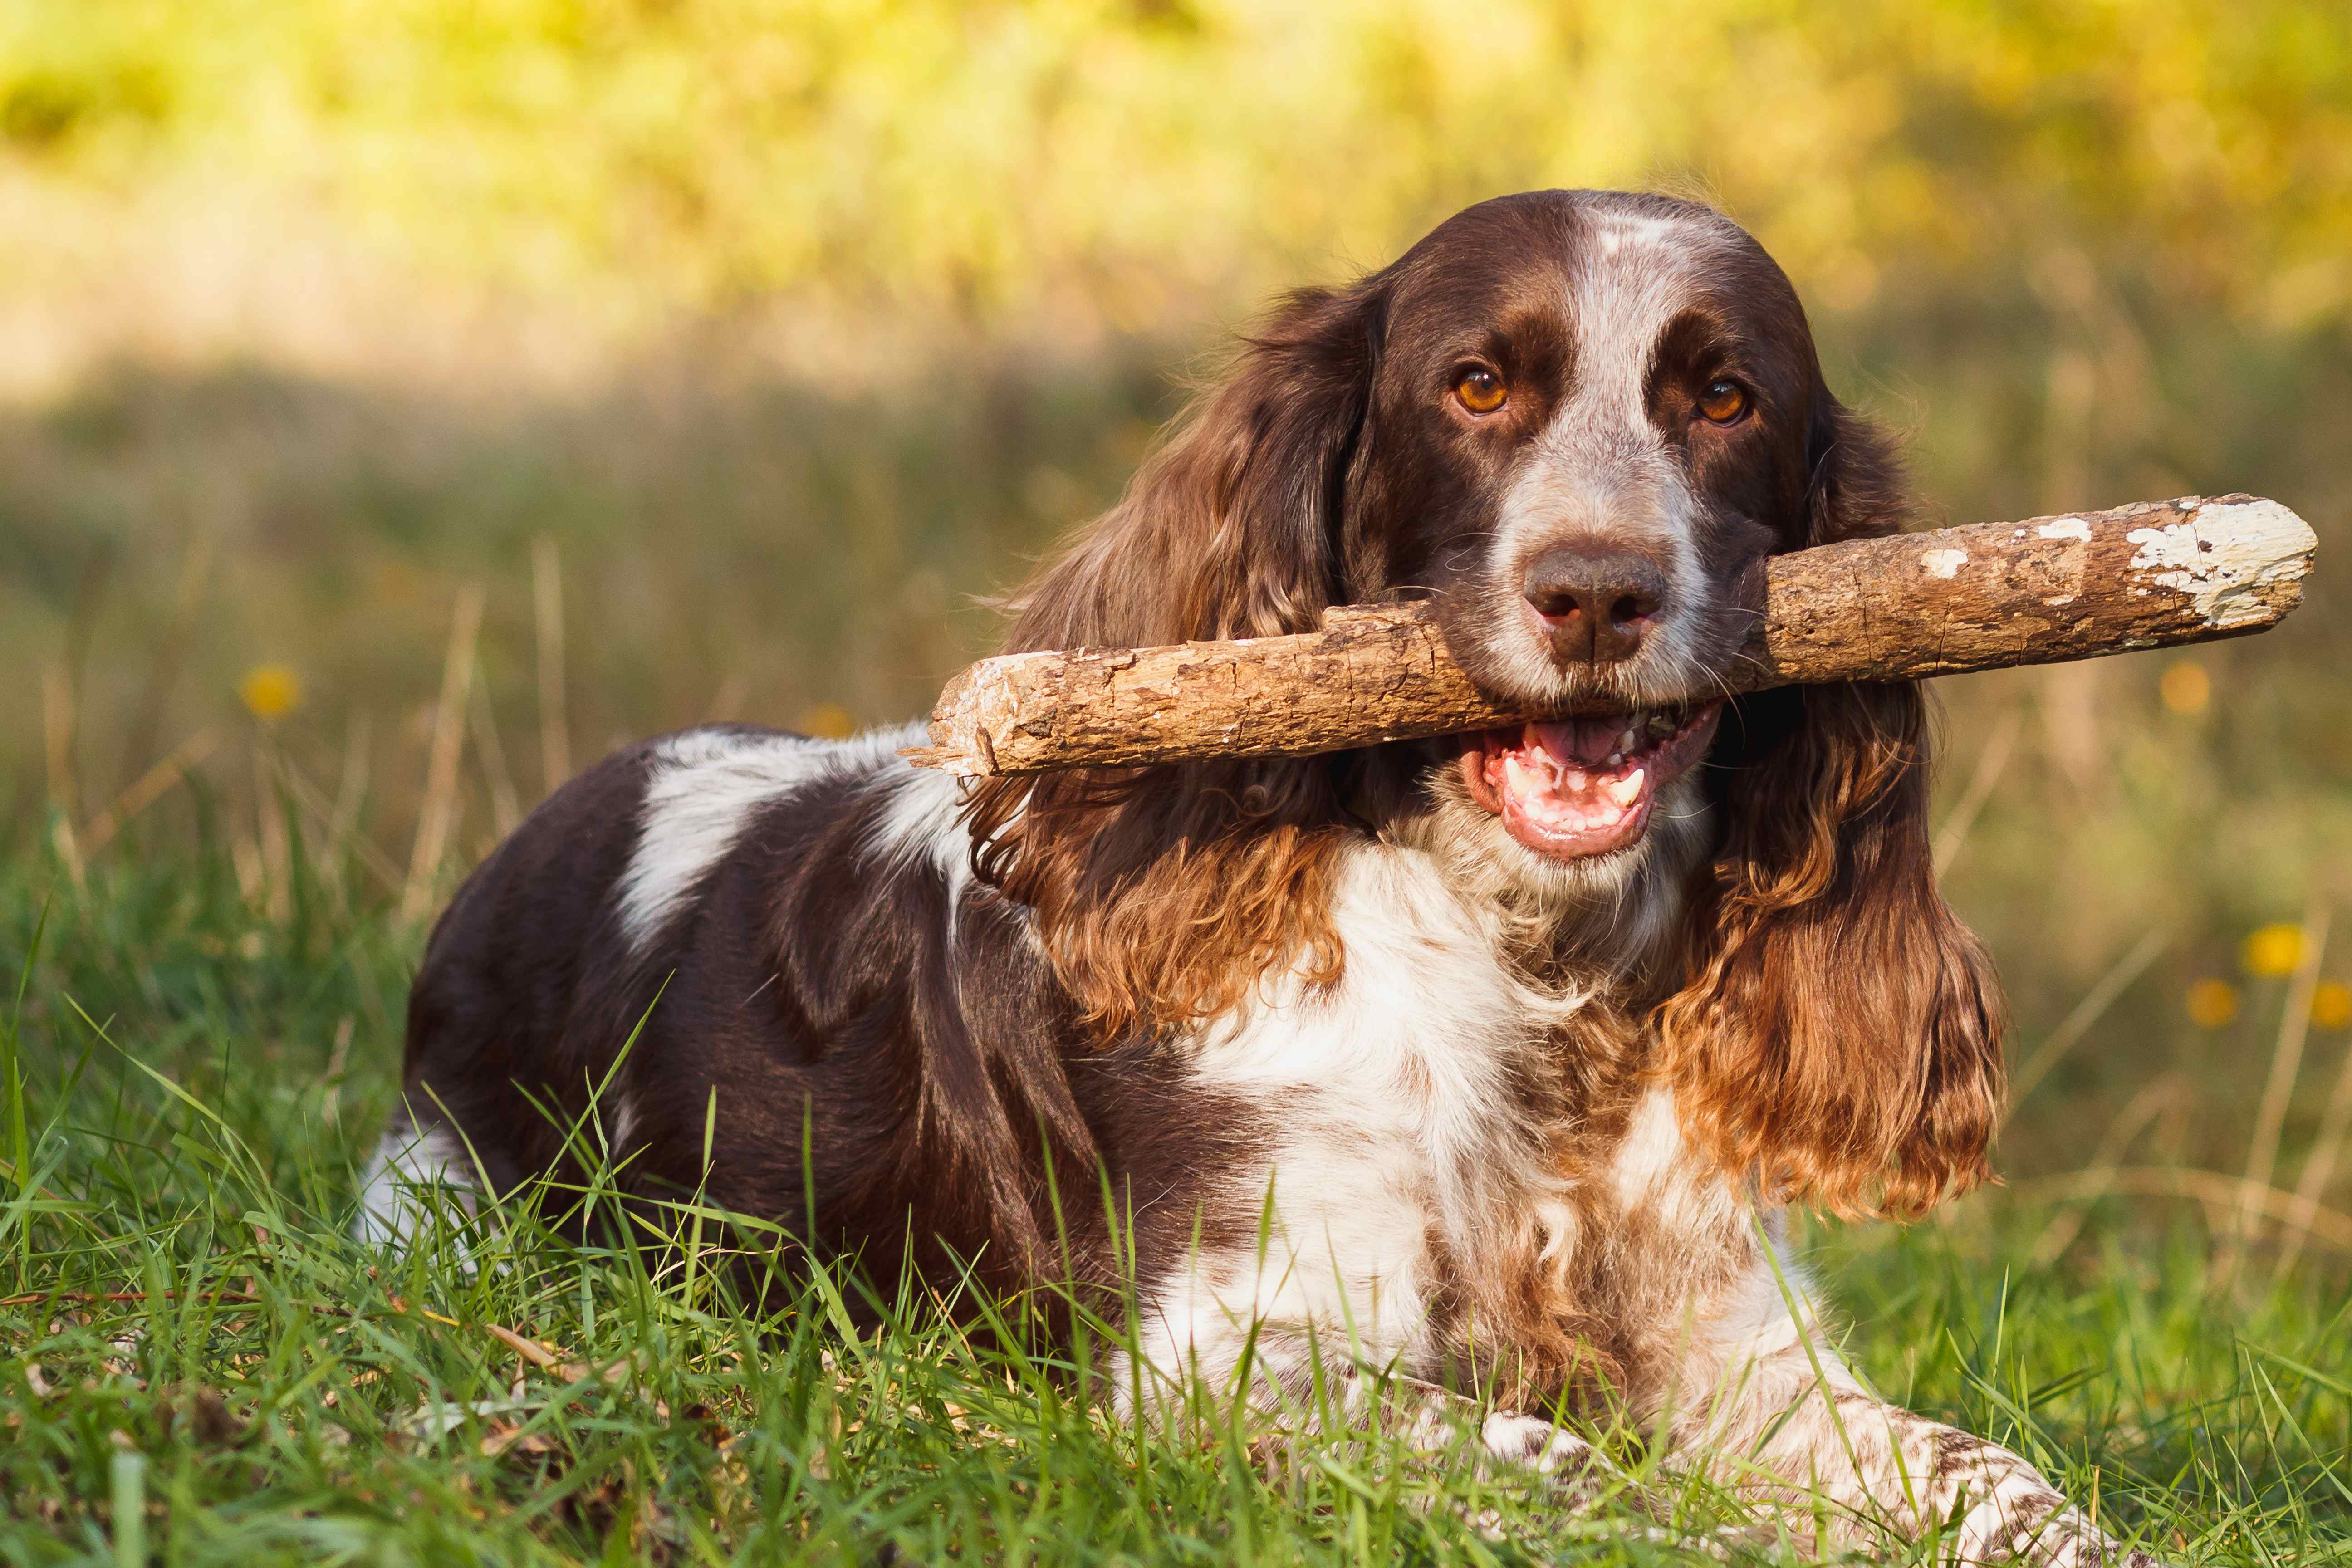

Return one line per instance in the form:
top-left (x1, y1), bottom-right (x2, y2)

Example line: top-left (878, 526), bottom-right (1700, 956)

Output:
top-left (1454, 368), bottom-right (1508, 414)
top-left (1696, 380), bottom-right (1748, 424)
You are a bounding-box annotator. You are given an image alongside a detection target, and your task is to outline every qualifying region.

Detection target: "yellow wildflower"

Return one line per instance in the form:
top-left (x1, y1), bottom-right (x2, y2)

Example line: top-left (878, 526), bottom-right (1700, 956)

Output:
top-left (2185, 978), bottom-right (2239, 1029)
top-left (2241, 923), bottom-right (2305, 978)
top-left (237, 664), bottom-right (304, 723)
top-left (2314, 980), bottom-right (2352, 1031)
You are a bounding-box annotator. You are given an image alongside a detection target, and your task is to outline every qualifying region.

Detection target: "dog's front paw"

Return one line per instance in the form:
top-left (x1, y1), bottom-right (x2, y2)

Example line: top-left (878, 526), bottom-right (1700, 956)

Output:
top-left (1476, 1410), bottom-right (1623, 1512)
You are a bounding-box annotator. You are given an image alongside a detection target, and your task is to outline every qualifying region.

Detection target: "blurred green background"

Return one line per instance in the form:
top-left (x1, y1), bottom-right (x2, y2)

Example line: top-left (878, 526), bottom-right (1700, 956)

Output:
top-left (2, 1), bottom-right (2348, 1230)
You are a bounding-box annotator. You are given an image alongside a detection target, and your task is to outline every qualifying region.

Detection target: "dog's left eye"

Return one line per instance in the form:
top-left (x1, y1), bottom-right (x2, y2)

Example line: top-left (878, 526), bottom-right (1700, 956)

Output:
top-left (1696, 380), bottom-right (1748, 424)
top-left (1454, 368), bottom-right (1508, 414)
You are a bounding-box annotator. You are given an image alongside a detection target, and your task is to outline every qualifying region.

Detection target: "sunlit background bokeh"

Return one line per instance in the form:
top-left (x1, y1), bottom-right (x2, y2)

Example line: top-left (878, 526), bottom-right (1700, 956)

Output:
top-left (2, 1), bottom-right (2348, 1247)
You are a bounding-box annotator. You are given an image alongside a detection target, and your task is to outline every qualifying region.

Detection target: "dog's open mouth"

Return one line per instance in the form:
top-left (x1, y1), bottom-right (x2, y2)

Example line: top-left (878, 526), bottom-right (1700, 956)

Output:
top-left (1459, 701), bottom-right (1724, 861)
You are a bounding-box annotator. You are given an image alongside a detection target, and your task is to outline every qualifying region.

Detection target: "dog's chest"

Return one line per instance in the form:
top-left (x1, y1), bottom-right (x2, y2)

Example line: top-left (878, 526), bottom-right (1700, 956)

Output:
top-left (1165, 848), bottom-right (1602, 1365)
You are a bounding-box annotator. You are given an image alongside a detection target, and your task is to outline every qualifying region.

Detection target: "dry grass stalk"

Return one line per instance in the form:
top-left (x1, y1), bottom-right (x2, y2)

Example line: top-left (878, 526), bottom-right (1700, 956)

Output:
top-left (78, 729), bottom-right (220, 859)
top-left (402, 583), bottom-right (487, 923)
top-left (533, 534), bottom-right (571, 795)
top-left (273, 744), bottom-right (406, 897)
top-left (2032, 1072), bottom-right (2188, 1263)
top-left (320, 712), bottom-right (373, 905)
top-left (41, 660), bottom-right (84, 886)
top-left (322, 1015), bottom-right (355, 1127)
top-left (2007, 928), bottom-right (2171, 1107)
top-left (1932, 706), bottom-right (2024, 875)
top-left (120, 527), bottom-right (217, 790)
top-left (468, 677), bottom-right (523, 839)
top-left (2012, 1166), bottom-right (2352, 1253)
top-left (2278, 919), bottom-right (2352, 1277)
top-left (2237, 900), bottom-right (2330, 1254)
top-left (254, 740), bottom-right (293, 921)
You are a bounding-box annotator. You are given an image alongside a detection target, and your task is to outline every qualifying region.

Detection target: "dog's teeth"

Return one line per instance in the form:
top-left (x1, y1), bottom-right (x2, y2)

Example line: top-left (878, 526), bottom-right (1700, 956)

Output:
top-left (1604, 750), bottom-right (1624, 769)
top-left (1602, 768), bottom-right (1646, 807)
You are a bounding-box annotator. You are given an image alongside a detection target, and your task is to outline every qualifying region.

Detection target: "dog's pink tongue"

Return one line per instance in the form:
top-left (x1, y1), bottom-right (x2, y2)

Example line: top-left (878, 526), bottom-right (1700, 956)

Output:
top-left (1528, 718), bottom-right (1626, 769)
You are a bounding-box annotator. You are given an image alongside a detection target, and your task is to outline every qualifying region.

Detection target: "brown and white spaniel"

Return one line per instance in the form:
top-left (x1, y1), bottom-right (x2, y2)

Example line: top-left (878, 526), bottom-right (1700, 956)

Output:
top-left (364, 190), bottom-right (2156, 1565)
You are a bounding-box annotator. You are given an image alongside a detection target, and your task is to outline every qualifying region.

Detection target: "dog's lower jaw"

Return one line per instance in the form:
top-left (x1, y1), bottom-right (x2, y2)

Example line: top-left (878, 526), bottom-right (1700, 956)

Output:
top-left (1393, 760), bottom-right (1715, 979)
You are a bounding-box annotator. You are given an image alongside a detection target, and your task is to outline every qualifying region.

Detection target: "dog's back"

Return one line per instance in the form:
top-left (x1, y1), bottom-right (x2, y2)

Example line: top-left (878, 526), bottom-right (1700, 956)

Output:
top-left (368, 722), bottom-right (1250, 1308)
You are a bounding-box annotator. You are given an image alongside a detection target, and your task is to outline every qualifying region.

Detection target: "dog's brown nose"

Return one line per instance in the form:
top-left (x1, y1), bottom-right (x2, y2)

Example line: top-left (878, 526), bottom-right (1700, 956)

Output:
top-left (1522, 548), bottom-right (1666, 664)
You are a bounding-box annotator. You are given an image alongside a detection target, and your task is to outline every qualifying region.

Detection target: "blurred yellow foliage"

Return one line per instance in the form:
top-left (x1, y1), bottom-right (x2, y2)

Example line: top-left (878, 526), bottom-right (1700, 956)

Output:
top-left (236, 664), bottom-right (303, 724)
top-left (2185, 978), bottom-right (2239, 1029)
top-left (796, 702), bottom-right (855, 740)
top-left (2242, 922), bottom-right (2307, 978)
top-left (2159, 660), bottom-right (2210, 716)
top-left (2314, 980), bottom-right (2352, 1030)
top-left (5, 0), bottom-right (2349, 343)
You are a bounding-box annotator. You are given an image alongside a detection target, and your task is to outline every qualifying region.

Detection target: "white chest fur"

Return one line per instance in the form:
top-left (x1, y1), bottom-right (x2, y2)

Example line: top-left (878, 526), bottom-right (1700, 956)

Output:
top-left (1128, 845), bottom-right (1592, 1400)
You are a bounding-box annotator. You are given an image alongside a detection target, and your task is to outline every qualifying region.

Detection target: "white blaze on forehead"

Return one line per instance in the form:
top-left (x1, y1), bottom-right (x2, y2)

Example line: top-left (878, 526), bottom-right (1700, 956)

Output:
top-left (1507, 206), bottom-right (1749, 506)
top-left (1564, 211), bottom-right (1730, 419)
top-left (1482, 208), bottom-right (1740, 701)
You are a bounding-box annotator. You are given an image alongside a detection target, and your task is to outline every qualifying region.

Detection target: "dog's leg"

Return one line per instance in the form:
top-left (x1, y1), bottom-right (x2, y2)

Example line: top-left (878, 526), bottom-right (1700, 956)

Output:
top-left (1110, 1303), bottom-right (1614, 1505)
top-left (1655, 1238), bottom-right (2161, 1567)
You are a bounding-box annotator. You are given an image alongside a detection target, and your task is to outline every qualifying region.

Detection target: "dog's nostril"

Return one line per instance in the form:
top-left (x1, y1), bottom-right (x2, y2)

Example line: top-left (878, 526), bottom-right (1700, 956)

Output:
top-left (1526, 584), bottom-right (1585, 620)
top-left (1608, 592), bottom-right (1656, 626)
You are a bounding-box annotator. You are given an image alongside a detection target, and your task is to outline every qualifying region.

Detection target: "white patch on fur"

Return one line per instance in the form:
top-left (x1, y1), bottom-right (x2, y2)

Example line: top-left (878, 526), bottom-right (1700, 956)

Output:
top-left (604, 1096), bottom-right (640, 1158)
top-left (1609, 1086), bottom-right (1685, 1209)
top-left (1477, 206), bottom-right (1739, 709)
top-left (354, 1118), bottom-right (480, 1246)
top-left (1120, 844), bottom-right (1587, 1413)
top-left (617, 722), bottom-right (927, 951)
top-left (861, 759), bottom-right (974, 915)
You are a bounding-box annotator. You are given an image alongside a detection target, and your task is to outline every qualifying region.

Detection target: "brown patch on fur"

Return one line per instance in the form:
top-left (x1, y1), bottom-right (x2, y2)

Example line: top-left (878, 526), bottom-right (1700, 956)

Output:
top-left (968, 771), bottom-right (1350, 1038)
top-left (1420, 995), bottom-right (1658, 1417)
top-left (967, 282), bottom-right (1388, 1036)
top-left (1656, 679), bottom-right (2007, 1219)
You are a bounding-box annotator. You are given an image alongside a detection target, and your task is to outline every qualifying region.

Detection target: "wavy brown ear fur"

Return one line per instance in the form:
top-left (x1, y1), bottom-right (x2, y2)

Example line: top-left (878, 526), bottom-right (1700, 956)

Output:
top-left (966, 283), bottom-right (1390, 1038)
top-left (1658, 396), bottom-right (2007, 1218)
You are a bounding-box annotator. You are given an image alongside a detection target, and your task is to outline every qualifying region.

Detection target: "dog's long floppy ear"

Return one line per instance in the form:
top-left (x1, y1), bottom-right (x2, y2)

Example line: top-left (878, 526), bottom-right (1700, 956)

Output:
top-left (967, 281), bottom-right (1391, 1038)
top-left (1006, 279), bottom-right (1388, 651)
top-left (1657, 395), bottom-right (2007, 1219)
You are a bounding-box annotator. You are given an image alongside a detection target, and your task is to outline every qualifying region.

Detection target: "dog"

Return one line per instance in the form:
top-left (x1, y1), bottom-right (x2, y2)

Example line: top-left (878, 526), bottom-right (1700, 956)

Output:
top-left (363, 190), bottom-right (2156, 1565)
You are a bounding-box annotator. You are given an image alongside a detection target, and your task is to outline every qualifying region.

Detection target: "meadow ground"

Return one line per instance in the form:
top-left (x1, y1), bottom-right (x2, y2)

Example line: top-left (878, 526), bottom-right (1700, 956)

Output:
top-left (1, 835), bottom-right (2347, 1567)
top-left (6, 5), bottom-right (2352, 1561)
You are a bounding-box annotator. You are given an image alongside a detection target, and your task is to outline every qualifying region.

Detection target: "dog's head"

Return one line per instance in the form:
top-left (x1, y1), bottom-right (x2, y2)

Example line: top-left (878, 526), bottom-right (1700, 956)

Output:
top-left (972, 190), bottom-right (2003, 1216)
top-left (1334, 191), bottom-right (1874, 916)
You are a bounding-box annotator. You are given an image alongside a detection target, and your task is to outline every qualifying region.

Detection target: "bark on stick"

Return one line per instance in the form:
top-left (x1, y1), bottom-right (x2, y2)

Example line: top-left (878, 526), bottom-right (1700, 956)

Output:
top-left (910, 495), bottom-right (2316, 778)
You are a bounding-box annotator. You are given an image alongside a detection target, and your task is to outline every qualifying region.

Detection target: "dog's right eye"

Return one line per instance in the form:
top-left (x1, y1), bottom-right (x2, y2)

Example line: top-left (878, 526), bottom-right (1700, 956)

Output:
top-left (1696, 379), bottom-right (1749, 424)
top-left (1454, 368), bottom-right (1508, 414)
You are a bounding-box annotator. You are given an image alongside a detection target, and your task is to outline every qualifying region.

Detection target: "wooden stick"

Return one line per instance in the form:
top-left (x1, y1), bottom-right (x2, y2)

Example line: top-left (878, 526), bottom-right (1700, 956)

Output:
top-left (911, 495), bottom-right (2316, 777)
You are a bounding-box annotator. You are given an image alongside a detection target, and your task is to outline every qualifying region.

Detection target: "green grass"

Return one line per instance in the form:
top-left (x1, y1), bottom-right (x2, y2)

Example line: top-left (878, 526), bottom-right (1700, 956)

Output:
top-left (1, 832), bottom-right (2347, 1566)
